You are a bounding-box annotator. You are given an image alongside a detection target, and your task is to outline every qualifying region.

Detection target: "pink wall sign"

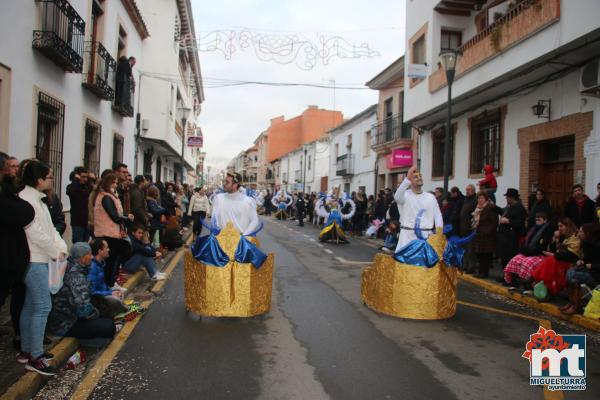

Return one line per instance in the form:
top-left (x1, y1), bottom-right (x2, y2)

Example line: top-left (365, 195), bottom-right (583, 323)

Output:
top-left (387, 149), bottom-right (413, 169)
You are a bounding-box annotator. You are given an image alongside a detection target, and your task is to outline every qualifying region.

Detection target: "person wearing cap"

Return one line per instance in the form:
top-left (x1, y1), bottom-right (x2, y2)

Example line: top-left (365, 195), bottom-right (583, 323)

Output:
top-left (47, 242), bottom-right (116, 342)
top-left (496, 188), bottom-right (527, 268)
top-left (393, 166), bottom-right (444, 251)
top-left (211, 172), bottom-right (260, 235)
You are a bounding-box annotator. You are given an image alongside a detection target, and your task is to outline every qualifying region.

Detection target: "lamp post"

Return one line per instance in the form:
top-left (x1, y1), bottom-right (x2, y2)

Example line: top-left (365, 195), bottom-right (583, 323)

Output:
top-left (439, 49), bottom-right (461, 194)
top-left (177, 105), bottom-right (191, 184)
top-left (302, 145), bottom-right (308, 194)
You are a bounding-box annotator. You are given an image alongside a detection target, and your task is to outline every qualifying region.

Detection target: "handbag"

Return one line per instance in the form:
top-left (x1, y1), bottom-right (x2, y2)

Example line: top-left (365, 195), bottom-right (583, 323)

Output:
top-left (48, 259), bottom-right (68, 294)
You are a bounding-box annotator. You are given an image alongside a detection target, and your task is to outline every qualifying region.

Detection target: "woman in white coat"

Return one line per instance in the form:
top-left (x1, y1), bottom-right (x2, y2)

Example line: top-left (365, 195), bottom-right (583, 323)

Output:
top-left (188, 187), bottom-right (211, 236)
top-left (18, 160), bottom-right (68, 376)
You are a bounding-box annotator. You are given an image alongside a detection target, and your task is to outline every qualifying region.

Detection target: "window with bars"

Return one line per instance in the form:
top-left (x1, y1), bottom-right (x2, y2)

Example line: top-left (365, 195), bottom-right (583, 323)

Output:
top-left (470, 113), bottom-right (502, 175)
top-left (36, 92), bottom-right (65, 194)
top-left (112, 133), bottom-right (124, 166)
top-left (432, 126), bottom-right (455, 178)
top-left (83, 119), bottom-right (101, 176)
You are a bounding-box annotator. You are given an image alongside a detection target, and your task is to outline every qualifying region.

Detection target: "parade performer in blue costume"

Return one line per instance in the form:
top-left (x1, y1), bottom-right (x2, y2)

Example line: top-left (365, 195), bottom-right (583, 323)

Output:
top-left (317, 185), bottom-right (355, 243)
top-left (184, 172), bottom-right (274, 317)
top-left (271, 189), bottom-right (293, 220)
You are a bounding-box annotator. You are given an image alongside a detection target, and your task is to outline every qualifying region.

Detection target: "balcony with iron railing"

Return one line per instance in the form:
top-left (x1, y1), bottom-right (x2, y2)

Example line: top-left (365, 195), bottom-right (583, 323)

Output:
top-left (429, 0), bottom-right (561, 93)
top-left (32, 0), bottom-right (86, 73)
top-left (336, 154), bottom-right (355, 177)
top-left (371, 115), bottom-right (412, 153)
top-left (82, 41), bottom-right (116, 100)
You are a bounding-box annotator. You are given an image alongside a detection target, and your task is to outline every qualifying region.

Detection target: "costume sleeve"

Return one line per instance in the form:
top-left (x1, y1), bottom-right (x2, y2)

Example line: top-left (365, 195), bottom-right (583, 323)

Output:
top-left (432, 197), bottom-right (444, 230)
top-left (242, 200), bottom-right (260, 235)
top-left (393, 178), bottom-right (411, 205)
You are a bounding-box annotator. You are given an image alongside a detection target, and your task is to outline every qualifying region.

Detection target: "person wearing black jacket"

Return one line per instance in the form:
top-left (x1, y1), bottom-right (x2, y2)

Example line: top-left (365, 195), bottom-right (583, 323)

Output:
top-left (564, 184), bottom-right (596, 227)
top-left (527, 189), bottom-right (553, 229)
top-left (502, 211), bottom-right (554, 287)
top-left (447, 186), bottom-right (465, 234)
top-left (66, 167), bottom-right (92, 243)
top-left (0, 153), bottom-right (35, 345)
top-left (496, 188), bottom-right (528, 267)
top-left (123, 226), bottom-right (166, 280)
top-left (43, 189), bottom-right (66, 236)
top-left (162, 183), bottom-right (178, 216)
top-left (296, 193), bottom-right (306, 227)
top-left (563, 222), bottom-right (600, 314)
top-left (459, 184), bottom-right (477, 273)
top-left (129, 175), bottom-right (148, 229)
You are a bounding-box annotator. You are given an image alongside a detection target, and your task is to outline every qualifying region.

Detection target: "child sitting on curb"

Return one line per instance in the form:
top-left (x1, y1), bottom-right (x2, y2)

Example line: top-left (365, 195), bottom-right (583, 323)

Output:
top-left (380, 221), bottom-right (399, 253)
top-left (123, 225), bottom-right (166, 281)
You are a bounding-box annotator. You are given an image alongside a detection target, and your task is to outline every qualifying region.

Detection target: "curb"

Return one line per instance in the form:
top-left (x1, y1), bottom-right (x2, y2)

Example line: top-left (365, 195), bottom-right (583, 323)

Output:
top-left (458, 273), bottom-right (600, 332)
top-left (0, 233), bottom-right (192, 400)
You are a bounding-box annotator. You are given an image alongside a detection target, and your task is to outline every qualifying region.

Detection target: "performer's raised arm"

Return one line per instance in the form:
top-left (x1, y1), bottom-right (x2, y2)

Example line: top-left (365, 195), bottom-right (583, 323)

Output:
top-left (394, 166), bottom-right (417, 205)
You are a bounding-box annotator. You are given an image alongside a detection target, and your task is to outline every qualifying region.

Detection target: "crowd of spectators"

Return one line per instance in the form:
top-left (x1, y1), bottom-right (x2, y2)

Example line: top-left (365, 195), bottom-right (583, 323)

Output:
top-left (0, 152), bottom-right (206, 376)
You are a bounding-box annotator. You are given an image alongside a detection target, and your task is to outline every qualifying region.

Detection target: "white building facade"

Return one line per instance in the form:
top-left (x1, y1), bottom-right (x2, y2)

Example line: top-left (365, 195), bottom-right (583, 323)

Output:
top-left (404, 0), bottom-right (600, 213)
top-left (135, 0), bottom-right (204, 186)
top-left (328, 105), bottom-right (378, 196)
top-left (0, 0), bottom-right (148, 207)
top-left (278, 138), bottom-right (329, 194)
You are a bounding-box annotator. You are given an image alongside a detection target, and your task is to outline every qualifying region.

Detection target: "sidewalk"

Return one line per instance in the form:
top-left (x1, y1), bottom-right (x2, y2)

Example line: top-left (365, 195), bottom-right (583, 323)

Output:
top-left (0, 231), bottom-right (192, 400)
top-left (346, 227), bottom-right (600, 332)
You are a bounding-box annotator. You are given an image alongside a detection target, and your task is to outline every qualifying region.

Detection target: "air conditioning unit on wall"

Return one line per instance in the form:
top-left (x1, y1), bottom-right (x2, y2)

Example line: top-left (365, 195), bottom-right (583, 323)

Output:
top-left (580, 60), bottom-right (600, 97)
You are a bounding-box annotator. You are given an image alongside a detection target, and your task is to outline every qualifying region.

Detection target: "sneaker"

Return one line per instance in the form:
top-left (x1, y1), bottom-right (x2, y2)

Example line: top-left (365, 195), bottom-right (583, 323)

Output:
top-left (151, 272), bottom-right (166, 281)
top-left (25, 356), bottom-right (56, 376)
top-left (111, 283), bottom-right (127, 292)
top-left (16, 351), bottom-right (30, 364)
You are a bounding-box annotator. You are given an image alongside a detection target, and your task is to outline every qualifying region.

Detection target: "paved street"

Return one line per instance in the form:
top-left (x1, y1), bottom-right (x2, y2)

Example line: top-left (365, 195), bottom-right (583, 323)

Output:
top-left (87, 217), bottom-right (600, 400)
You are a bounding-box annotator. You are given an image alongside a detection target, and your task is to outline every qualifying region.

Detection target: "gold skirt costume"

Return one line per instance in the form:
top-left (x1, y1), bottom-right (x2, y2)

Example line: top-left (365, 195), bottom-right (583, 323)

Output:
top-left (184, 222), bottom-right (274, 317)
top-left (361, 229), bottom-right (457, 320)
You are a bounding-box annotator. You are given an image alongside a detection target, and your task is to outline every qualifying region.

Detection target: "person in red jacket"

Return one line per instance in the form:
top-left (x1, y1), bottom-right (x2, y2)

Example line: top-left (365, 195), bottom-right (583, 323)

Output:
top-left (478, 164), bottom-right (497, 203)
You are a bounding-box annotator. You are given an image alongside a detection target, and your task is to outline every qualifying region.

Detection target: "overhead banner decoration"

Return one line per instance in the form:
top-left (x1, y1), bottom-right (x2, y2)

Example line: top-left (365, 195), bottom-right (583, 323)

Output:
top-left (187, 136), bottom-right (203, 148)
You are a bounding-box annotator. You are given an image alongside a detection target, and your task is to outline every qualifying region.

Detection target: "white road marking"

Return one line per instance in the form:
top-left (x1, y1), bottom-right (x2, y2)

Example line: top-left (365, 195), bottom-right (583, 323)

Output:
top-left (335, 256), bottom-right (371, 265)
top-left (302, 234), bottom-right (309, 238)
top-left (317, 243), bottom-right (323, 247)
top-left (324, 249), bottom-right (333, 254)
top-left (309, 238), bottom-right (316, 242)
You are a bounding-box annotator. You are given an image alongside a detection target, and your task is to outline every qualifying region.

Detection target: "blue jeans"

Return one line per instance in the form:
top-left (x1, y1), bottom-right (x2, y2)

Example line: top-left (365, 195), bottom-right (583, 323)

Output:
top-left (566, 268), bottom-right (597, 287)
top-left (72, 226), bottom-right (91, 244)
top-left (124, 254), bottom-right (157, 277)
top-left (20, 263), bottom-right (51, 359)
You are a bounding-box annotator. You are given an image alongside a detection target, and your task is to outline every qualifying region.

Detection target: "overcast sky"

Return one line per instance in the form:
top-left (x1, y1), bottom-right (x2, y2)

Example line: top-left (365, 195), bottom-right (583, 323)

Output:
top-left (192, 0), bottom-right (406, 173)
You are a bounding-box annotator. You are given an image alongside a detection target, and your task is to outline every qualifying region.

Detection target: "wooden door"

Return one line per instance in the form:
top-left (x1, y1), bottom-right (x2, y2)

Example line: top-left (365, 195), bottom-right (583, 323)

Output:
top-left (538, 162), bottom-right (573, 217)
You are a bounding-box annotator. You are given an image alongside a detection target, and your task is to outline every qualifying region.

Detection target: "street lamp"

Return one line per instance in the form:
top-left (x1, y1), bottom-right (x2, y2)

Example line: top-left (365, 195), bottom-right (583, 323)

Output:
top-left (302, 144), bottom-right (309, 194)
top-left (439, 48), bottom-right (461, 194)
top-left (177, 105), bottom-right (191, 184)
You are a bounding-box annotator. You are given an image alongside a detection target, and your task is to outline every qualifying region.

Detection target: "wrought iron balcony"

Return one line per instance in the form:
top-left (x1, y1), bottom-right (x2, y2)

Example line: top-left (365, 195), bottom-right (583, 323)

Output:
top-left (336, 154), bottom-right (355, 177)
top-left (32, 0), bottom-right (85, 73)
top-left (113, 77), bottom-right (134, 117)
top-left (82, 41), bottom-right (116, 100)
top-left (372, 114), bottom-right (411, 146)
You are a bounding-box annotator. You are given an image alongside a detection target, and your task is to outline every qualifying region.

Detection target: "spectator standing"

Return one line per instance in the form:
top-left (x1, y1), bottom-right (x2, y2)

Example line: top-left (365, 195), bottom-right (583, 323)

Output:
top-left (93, 172), bottom-right (133, 289)
top-left (564, 184), bottom-right (596, 227)
top-left (527, 189), bottom-right (553, 229)
top-left (47, 243), bottom-right (116, 340)
top-left (562, 223), bottom-right (600, 315)
top-left (66, 167), bottom-right (92, 243)
top-left (434, 187), bottom-right (444, 209)
top-left (307, 193), bottom-right (315, 224)
top-left (264, 191), bottom-right (272, 215)
top-left (472, 191), bottom-right (498, 278)
top-left (147, 186), bottom-right (167, 246)
top-left (18, 160), bottom-right (68, 376)
top-left (496, 188), bottom-right (527, 268)
top-left (296, 192), bottom-right (306, 227)
top-left (113, 163), bottom-right (131, 216)
top-left (43, 186), bottom-right (66, 236)
top-left (447, 187), bottom-right (464, 233)
top-left (374, 193), bottom-right (386, 221)
top-left (0, 153), bottom-right (34, 351)
top-left (459, 184), bottom-right (477, 273)
top-left (162, 182), bottom-right (177, 216)
top-left (352, 190), bottom-right (367, 234)
top-left (188, 187), bottom-right (210, 236)
top-left (129, 175), bottom-right (148, 229)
